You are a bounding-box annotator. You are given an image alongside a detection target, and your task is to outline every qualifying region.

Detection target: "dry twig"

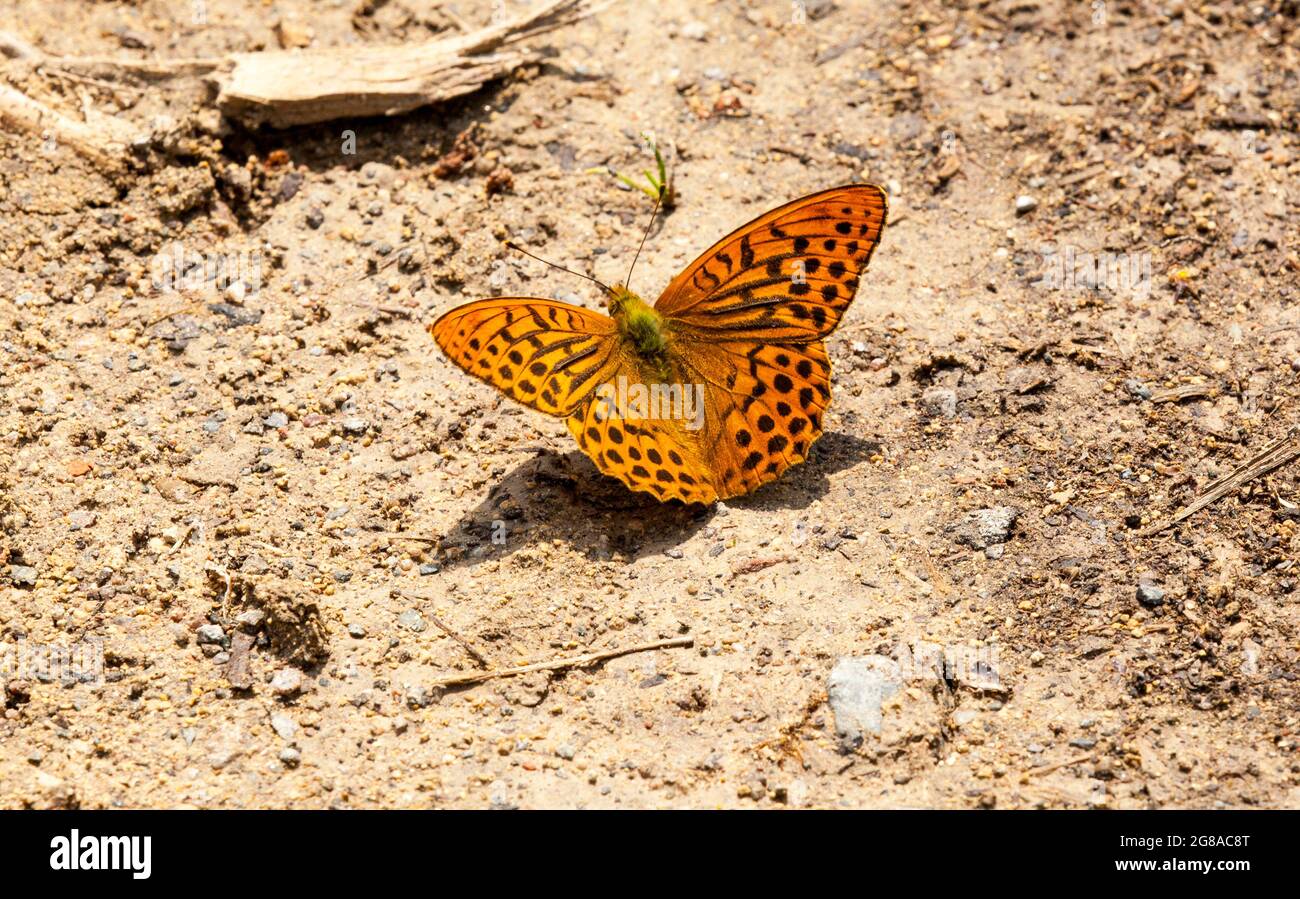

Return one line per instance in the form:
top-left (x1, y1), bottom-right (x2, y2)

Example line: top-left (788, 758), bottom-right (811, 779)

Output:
top-left (1142, 427), bottom-right (1300, 536)
top-left (428, 637), bottom-right (693, 688)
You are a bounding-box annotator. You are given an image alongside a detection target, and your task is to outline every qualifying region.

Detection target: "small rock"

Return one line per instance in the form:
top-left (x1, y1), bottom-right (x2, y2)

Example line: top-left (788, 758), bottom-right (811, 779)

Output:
top-left (279, 171), bottom-right (304, 202)
top-left (556, 743), bottom-right (577, 760)
top-left (235, 608), bottom-right (266, 629)
top-left (920, 386), bottom-right (958, 419)
top-left (270, 667), bottom-right (305, 697)
top-left (209, 747), bottom-right (241, 770)
top-left (240, 554), bottom-right (271, 577)
top-left (196, 624), bottom-right (226, 646)
top-left (305, 208), bottom-right (324, 229)
top-left (270, 712), bottom-right (298, 741)
top-left (68, 510), bottom-right (97, 531)
top-left (1136, 582), bottom-right (1165, 607)
top-left (953, 507), bottom-right (1019, 550)
top-left (406, 685), bottom-right (435, 709)
top-left (827, 655), bottom-right (902, 748)
top-left (1124, 379), bottom-right (1152, 400)
top-left (263, 411), bottom-right (288, 429)
top-left (347, 623), bottom-right (367, 638)
top-left (398, 609), bottom-right (427, 633)
top-left (1015, 194), bottom-right (1038, 215)
top-left (278, 747), bottom-right (301, 768)
top-left (9, 565), bottom-right (37, 587)
top-left (681, 20), bottom-right (708, 40)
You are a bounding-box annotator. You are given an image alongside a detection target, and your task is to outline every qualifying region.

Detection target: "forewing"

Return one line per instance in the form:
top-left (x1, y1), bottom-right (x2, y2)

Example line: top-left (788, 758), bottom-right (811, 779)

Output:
top-left (655, 184), bottom-right (887, 341)
top-left (430, 298), bottom-right (620, 417)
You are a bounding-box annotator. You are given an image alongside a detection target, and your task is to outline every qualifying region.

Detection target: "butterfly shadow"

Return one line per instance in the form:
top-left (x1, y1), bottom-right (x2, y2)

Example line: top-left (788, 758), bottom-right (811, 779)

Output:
top-left (430, 448), bottom-right (715, 572)
top-left (724, 430), bottom-right (885, 513)
top-left (429, 430), bottom-right (882, 570)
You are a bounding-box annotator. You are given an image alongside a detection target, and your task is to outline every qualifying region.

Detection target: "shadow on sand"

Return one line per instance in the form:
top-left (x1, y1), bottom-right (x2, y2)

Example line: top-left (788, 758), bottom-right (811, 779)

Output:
top-left (430, 430), bottom-right (884, 572)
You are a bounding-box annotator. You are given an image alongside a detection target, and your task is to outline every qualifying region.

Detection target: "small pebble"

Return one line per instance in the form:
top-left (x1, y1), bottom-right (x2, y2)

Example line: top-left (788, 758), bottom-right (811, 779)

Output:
top-left (398, 609), bottom-right (427, 633)
top-left (270, 668), bottom-right (305, 697)
top-left (270, 713), bottom-right (298, 741)
top-left (196, 624), bottom-right (226, 646)
top-left (1136, 582), bottom-right (1165, 607)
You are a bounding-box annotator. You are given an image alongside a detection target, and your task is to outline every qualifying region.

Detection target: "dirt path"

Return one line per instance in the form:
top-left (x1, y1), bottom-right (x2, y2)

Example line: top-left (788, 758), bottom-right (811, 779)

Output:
top-left (2, 0), bottom-right (1298, 808)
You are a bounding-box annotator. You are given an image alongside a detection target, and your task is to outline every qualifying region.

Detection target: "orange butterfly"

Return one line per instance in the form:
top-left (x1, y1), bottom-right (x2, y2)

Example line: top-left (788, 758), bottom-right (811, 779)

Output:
top-left (430, 184), bottom-right (888, 504)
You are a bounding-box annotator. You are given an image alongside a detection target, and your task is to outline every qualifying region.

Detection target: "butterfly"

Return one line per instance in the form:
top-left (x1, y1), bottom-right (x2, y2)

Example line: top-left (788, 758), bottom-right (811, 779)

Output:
top-left (429, 184), bottom-right (888, 505)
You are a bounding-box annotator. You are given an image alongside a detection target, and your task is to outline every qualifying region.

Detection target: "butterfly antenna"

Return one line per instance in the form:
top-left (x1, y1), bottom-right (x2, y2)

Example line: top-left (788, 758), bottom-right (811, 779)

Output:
top-left (503, 241), bottom-right (615, 297)
top-left (624, 188), bottom-right (663, 291)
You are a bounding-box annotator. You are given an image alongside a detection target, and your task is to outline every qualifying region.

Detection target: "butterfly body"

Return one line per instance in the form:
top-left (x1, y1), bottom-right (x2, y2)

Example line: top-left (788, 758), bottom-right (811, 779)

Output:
top-left (431, 184), bottom-right (888, 505)
top-left (609, 286), bottom-right (670, 365)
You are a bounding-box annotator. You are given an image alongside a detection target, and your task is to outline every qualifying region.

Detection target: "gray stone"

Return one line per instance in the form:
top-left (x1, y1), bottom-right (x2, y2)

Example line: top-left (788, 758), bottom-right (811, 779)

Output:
top-left (1136, 582), bottom-right (1165, 607)
top-left (270, 712), bottom-right (298, 741)
top-left (235, 608), bottom-right (266, 629)
top-left (1015, 194), bottom-right (1038, 214)
top-left (240, 554), bottom-right (270, 576)
top-left (270, 667), bottom-right (304, 697)
top-left (9, 565), bottom-right (37, 587)
top-left (196, 624), bottom-right (226, 645)
top-left (921, 386), bottom-right (958, 419)
top-left (953, 506), bottom-right (1019, 550)
top-left (827, 655), bottom-right (902, 748)
top-left (279, 746), bottom-right (301, 767)
top-left (1124, 379), bottom-right (1152, 400)
top-left (398, 609), bottom-right (427, 633)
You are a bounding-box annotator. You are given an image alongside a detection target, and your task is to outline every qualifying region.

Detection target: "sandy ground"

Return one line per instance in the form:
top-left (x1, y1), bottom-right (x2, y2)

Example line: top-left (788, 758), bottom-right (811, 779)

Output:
top-left (2, 0), bottom-right (1300, 809)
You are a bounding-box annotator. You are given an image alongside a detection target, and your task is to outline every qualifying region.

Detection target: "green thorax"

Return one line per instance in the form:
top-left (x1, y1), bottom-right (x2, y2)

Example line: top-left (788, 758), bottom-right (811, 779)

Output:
top-left (609, 285), bottom-right (668, 362)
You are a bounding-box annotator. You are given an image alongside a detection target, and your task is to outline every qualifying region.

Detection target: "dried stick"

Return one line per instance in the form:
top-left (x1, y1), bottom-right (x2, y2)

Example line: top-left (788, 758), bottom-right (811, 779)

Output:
top-left (428, 613), bottom-right (490, 668)
top-left (1142, 427), bottom-right (1300, 536)
top-left (0, 29), bottom-right (222, 78)
top-left (1026, 753), bottom-right (1093, 778)
top-left (0, 83), bottom-right (137, 173)
top-left (429, 637), bottom-right (693, 688)
top-left (216, 0), bottom-right (598, 127)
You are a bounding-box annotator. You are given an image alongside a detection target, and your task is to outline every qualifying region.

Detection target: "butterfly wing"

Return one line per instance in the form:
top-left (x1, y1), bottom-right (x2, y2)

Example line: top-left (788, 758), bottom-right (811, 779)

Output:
top-left (560, 337), bottom-right (833, 504)
top-left (655, 184), bottom-right (887, 341)
top-left (430, 298), bottom-right (622, 417)
top-left (567, 387), bottom-right (720, 505)
top-left (678, 338), bottom-right (832, 500)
